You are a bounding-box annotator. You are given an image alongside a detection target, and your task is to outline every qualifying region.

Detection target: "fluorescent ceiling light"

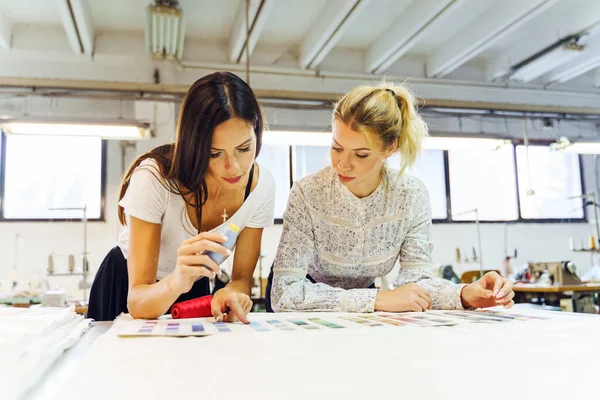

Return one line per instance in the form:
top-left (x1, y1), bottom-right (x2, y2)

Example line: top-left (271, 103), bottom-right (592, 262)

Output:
top-left (264, 130), bottom-right (511, 150)
top-left (508, 37), bottom-right (585, 83)
top-left (145, 1), bottom-right (185, 60)
top-left (0, 118), bottom-right (151, 140)
top-left (551, 136), bottom-right (600, 154)
top-left (565, 142), bottom-right (600, 154)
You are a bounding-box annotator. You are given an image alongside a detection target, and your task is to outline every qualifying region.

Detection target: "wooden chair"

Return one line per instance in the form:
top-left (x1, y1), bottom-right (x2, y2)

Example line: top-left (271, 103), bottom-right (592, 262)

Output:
top-left (460, 270), bottom-right (501, 284)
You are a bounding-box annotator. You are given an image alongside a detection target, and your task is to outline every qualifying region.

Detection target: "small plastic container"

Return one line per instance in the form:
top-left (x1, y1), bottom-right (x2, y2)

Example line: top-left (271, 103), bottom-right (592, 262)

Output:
top-left (206, 222), bottom-right (240, 265)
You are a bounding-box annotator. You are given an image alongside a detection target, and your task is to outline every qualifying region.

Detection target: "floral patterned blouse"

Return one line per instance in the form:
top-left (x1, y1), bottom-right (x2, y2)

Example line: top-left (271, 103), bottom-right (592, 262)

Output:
top-left (270, 166), bottom-right (466, 313)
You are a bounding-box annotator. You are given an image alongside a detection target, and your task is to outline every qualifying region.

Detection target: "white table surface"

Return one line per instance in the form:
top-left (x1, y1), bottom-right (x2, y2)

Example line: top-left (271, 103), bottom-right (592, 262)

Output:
top-left (43, 307), bottom-right (600, 400)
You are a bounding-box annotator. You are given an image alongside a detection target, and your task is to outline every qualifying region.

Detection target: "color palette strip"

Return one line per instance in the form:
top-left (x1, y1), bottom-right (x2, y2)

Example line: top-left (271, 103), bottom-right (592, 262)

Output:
top-left (377, 313), bottom-right (431, 325)
top-left (409, 315), bottom-right (458, 325)
top-left (340, 316), bottom-right (382, 327)
top-left (359, 315), bottom-right (404, 326)
top-left (289, 320), bottom-right (320, 330)
top-left (308, 317), bottom-right (345, 329)
top-left (138, 321), bottom-right (159, 333)
top-left (267, 320), bottom-right (296, 331)
top-left (249, 321), bottom-right (270, 332)
top-left (377, 313), bottom-right (457, 326)
top-left (441, 311), bottom-right (505, 323)
top-left (469, 310), bottom-right (548, 320)
top-left (213, 322), bottom-right (231, 332)
top-left (166, 322), bottom-right (179, 333)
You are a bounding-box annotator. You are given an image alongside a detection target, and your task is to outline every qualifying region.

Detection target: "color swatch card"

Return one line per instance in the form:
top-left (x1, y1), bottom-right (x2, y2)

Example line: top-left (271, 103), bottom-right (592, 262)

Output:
top-left (118, 319), bottom-right (216, 337)
top-left (372, 310), bottom-right (551, 327)
top-left (340, 315), bottom-right (385, 327)
top-left (433, 311), bottom-right (507, 324)
top-left (249, 321), bottom-right (271, 332)
top-left (466, 309), bottom-right (549, 321)
top-left (267, 319), bottom-right (298, 331)
top-left (375, 312), bottom-right (457, 327)
top-left (368, 310), bottom-right (550, 328)
top-left (288, 319), bottom-right (321, 330)
top-left (433, 310), bottom-right (549, 323)
top-left (359, 315), bottom-right (404, 326)
top-left (213, 321), bottom-right (232, 333)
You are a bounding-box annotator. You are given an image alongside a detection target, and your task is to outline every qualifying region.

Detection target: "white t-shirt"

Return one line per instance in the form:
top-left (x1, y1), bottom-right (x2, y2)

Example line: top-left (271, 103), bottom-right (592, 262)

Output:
top-left (117, 158), bottom-right (276, 279)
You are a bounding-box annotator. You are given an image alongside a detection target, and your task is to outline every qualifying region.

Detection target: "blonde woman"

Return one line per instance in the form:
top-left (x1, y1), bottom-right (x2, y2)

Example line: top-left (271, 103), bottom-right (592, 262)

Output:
top-left (267, 84), bottom-right (514, 313)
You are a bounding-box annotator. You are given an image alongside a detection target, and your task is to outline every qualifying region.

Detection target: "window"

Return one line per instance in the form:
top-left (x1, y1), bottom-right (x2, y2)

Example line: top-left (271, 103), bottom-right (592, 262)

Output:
top-left (387, 150), bottom-right (448, 219)
top-left (256, 144), bottom-right (290, 219)
top-left (516, 145), bottom-right (584, 219)
top-left (448, 145), bottom-right (518, 221)
top-left (293, 145), bottom-right (330, 180)
top-left (1, 134), bottom-right (104, 220)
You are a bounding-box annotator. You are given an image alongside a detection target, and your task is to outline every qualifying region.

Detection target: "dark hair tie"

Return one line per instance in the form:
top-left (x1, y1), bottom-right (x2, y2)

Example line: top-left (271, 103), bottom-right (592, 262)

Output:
top-left (384, 88), bottom-right (403, 110)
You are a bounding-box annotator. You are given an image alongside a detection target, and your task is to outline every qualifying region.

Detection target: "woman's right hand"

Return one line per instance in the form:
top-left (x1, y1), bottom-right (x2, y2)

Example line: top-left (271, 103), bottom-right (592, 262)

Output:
top-left (170, 232), bottom-right (232, 294)
top-left (374, 283), bottom-right (432, 312)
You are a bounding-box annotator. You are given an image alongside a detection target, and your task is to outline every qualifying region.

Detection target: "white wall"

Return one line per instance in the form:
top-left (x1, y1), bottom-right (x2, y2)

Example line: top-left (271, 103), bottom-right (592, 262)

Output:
top-left (1, 99), bottom-right (598, 299)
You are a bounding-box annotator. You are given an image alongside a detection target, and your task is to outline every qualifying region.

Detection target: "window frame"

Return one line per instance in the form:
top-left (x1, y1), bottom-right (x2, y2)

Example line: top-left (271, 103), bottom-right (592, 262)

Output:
top-left (442, 140), bottom-right (587, 224)
top-left (0, 130), bottom-right (108, 222)
top-left (512, 139), bottom-right (587, 224)
top-left (446, 143), bottom-right (521, 223)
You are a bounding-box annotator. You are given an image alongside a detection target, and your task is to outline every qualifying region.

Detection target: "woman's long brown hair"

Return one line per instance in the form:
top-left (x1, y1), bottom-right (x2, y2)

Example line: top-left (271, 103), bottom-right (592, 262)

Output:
top-left (117, 72), bottom-right (264, 229)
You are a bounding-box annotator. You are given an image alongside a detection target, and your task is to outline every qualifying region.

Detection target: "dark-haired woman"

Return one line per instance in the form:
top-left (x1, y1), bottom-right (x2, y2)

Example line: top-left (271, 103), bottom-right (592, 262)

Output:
top-left (88, 72), bottom-right (275, 322)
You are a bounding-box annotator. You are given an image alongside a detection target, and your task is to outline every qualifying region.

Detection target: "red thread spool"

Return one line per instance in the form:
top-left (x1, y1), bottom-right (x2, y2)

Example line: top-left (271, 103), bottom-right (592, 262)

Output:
top-left (171, 295), bottom-right (213, 319)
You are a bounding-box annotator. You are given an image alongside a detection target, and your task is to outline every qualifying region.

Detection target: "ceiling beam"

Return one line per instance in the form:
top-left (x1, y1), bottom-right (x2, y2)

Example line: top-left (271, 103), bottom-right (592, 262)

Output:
top-left (57, 0), bottom-right (94, 55)
top-left (69, 0), bottom-right (94, 55)
top-left (0, 10), bottom-right (11, 50)
top-left (2, 75), bottom-right (600, 115)
top-left (485, 2), bottom-right (600, 81)
top-left (240, 0), bottom-right (276, 63)
top-left (364, 0), bottom-right (457, 74)
top-left (229, 0), bottom-right (273, 63)
top-left (426, 0), bottom-right (556, 78)
top-left (298, 0), bottom-right (370, 70)
top-left (57, 0), bottom-right (82, 53)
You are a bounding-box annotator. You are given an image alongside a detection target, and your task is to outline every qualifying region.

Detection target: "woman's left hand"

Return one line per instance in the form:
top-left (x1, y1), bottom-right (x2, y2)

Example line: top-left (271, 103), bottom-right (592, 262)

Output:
top-left (211, 288), bottom-right (253, 324)
top-left (460, 271), bottom-right (514, 309)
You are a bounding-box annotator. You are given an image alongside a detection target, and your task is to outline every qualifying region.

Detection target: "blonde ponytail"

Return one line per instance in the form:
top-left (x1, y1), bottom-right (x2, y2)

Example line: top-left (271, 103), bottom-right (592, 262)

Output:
top-left (332, 82), bottom-right (428, 175)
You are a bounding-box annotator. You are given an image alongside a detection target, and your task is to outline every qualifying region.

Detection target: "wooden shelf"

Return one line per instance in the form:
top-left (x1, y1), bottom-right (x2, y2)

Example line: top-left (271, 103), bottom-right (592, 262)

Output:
top-left (572, 249), bottom-right (600, 253)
